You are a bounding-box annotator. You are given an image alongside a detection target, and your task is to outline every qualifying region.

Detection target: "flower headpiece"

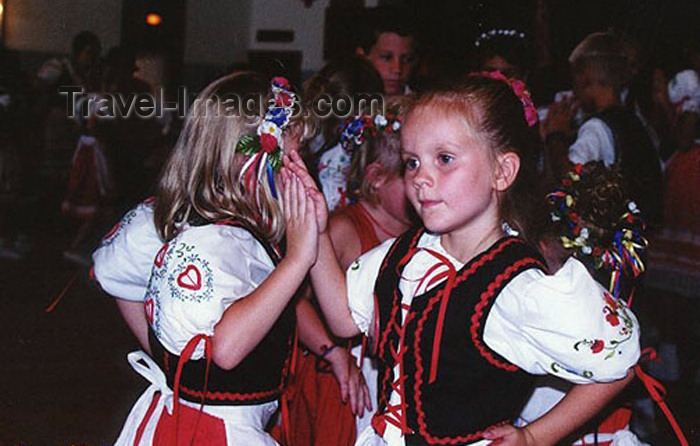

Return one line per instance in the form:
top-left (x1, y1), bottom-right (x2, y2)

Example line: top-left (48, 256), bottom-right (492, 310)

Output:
top-left (339, 108), bottom-right (402, 154)
top-left (547, 163), bottom-right (648, 301)
top-left (236, 76), bottom-right (296, 199)
top-left (474, 70), bottom-right (538, 127)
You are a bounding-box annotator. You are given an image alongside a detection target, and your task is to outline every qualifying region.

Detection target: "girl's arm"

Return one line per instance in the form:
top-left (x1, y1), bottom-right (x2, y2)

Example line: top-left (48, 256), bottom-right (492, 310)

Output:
top-left (284, 151), bottom-right (362, 338)
top-left (115, 298), bottom-right (151, 354)
top-left (310, 231), bottom-right (363, 338)
top-left (484, 370), bottom-right (635, 446)
top-left (295, 295), bottom-right (372, 416)
top-left (212, 173), bottom-right (318, 370)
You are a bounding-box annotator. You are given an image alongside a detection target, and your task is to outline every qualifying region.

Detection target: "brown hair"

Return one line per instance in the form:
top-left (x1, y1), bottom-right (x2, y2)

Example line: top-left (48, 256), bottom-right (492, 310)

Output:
top-left (404, 75), bottom-right (541, 244)
top-left (302, 56), bottom-right (384, 146)
top-left (154, 72), bottom-right (291, 243)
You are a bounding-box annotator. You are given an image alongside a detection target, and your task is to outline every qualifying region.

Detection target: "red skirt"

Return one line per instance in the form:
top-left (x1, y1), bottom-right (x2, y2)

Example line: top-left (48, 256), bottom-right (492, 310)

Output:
top-left (283, 351), bottom-right (356, 446)
top-left (647, 145), bottom-right (700, 298)
top-left (61, 135), bottom-right (111, 220)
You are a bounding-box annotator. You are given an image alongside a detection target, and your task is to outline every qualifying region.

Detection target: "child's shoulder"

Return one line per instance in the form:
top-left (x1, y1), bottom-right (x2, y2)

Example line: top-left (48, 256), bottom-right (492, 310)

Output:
top-left (508, 256), bottom-right (603, 299)
top-left (178, 223), bottom-right (276, 266)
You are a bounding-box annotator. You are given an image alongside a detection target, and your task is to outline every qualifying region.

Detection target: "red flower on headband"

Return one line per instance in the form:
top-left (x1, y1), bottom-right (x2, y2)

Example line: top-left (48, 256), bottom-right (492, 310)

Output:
top-left (260, 133), bottom-right (279, 153)
top-left (272, 76), bottom-right (291, 89)
top-left (276, 91), bottom-right (293, 107)
top-left (474, 71), bottom-right (539, 127)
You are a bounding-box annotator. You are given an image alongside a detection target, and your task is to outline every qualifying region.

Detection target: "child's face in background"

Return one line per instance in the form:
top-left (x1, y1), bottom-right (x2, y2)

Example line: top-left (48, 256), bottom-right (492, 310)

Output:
top-left (375, 172), bottom-right (415, 226)
top-left (480, 55), bottom-right (523, 81)
top-left (360, 32), bottom-right (416, 95)
top-left (572, 67), bottom-right (602, 114)
top-left (401, 106), bottom-right (501, 240)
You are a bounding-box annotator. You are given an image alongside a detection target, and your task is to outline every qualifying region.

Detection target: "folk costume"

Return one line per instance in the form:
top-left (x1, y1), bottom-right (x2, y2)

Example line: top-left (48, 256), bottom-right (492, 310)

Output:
top-left (347, 229), bottom-right (640, 446)
top-left (93, 76), bottom-right (301, 445)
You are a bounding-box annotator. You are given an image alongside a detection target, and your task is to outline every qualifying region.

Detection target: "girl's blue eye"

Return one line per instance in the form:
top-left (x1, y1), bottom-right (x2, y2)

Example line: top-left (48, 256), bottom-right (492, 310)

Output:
top-left (438, 154), bottom-right (454, 164)
top-left (404, 158), bottom-right (419, 171)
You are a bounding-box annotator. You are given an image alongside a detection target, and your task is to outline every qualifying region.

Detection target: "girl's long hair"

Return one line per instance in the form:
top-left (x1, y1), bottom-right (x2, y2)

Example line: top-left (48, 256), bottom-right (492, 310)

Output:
top-left (154, 71), bottom-right (285, 243)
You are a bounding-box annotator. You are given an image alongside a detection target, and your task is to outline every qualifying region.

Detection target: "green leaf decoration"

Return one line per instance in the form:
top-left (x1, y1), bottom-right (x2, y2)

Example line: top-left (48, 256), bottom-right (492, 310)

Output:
top-left (268, 149), bottom-right (283, 172)
top-left (236, 134), bottom-right (261, 155)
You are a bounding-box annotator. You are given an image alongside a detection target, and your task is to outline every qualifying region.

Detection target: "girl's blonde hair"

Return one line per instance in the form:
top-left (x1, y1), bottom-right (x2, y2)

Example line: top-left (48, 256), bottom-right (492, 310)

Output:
top-left (155, 72), bottom-right (291, 243)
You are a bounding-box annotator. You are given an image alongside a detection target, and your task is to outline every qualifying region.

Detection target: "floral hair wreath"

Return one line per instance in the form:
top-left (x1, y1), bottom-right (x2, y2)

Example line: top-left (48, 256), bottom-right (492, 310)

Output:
top-left (339, 108), bottom-right (402, 155)
top-left (474, 28), bottom-right (527, 47)
top-left (236, 76), bottom-right (296, 199)
top-left (473, 70), bottom-right (538, 127)
top-left (547, 163), bottom-right (648, 300)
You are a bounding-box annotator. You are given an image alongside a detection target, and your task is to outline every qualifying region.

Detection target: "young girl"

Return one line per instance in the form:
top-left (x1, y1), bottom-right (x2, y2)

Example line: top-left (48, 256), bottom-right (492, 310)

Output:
top-left (105, 72), bottom-right (324, 445)
top-left (520, 161), bottom-right (648, 445)
top-left (302, 56), bottom-right (384, 211)
top-left (286, 74), bottom-right (641, 446)
top-left (287, 103), bottom-right (414, 446)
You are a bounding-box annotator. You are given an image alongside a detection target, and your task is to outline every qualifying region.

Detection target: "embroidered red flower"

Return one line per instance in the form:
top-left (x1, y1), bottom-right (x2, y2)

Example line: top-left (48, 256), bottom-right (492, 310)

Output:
top-left (605, 312), bottom-right (620, 327)
top-left (590, 339), bottom-right (605, 353)
top-left (260, 133), bottom-right (278, 153)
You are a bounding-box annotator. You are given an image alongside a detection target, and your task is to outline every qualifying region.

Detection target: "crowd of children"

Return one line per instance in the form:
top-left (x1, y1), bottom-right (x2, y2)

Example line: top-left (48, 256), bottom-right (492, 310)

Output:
top-left (2, 3), bottom-right (691, 445)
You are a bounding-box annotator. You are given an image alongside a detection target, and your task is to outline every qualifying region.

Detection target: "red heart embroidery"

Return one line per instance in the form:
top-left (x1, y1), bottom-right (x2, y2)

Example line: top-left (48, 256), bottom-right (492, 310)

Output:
top-left (154, 243), bottom-right (169, 268)
top-left (144, 298), bottom-right (154, 324)
top-left (177, 265), bottom-right (202, 291)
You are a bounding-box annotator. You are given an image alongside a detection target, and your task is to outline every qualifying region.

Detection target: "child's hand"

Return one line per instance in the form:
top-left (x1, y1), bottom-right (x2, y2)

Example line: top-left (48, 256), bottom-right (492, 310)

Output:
top-left (281, 168), bottom-right (318, 268)
top-left (283, 151), bottom-right (328, 233)
top-left (482, 424), bottom-right (538, 446)
top-left (541, 97), bottom-right (578, 139)
top-left (326, 347), bottom-right (373, 417)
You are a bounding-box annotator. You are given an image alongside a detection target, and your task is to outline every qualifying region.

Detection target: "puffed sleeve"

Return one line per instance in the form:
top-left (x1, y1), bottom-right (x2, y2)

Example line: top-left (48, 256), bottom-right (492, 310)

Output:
top-left (346, 239), bottom-right (394, 336)
top-left (92, 200), bottom-right (162, 301)
top-left (152, 225), bottom-right (276, 356)
top-left (483, 257), bottom-right (640, 384)
top-left (568, 118), bottom-right (616, 168)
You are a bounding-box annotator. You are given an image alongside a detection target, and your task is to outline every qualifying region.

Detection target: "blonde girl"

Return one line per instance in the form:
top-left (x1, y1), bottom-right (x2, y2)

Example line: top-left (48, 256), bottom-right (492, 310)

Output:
top-left (286, 74), bottom-right (640, 446)
top-left (105, 72), bottom-right (322, 446)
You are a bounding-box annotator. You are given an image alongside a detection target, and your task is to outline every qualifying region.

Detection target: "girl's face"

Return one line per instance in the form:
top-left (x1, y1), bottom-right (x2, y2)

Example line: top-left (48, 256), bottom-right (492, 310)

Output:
top-left (282, 128), bottom-right (302, 156)
top-left (481, 55), bottom-right (523, 81)
top-left (401, 107), bottom-right (501, 240)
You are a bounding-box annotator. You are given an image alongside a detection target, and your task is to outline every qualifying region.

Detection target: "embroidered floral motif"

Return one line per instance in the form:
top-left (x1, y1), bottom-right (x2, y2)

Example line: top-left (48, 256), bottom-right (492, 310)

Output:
top-left (590, 339), bottom-right (605, 353)
top-left (144, 285), bottom-right (162, 337)
top-left (154, 243), bottom-right (168, 268)
top-left (166, 242), bottom-right (214, 303)
top-left (573, 291), bottom-right (635, 360)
